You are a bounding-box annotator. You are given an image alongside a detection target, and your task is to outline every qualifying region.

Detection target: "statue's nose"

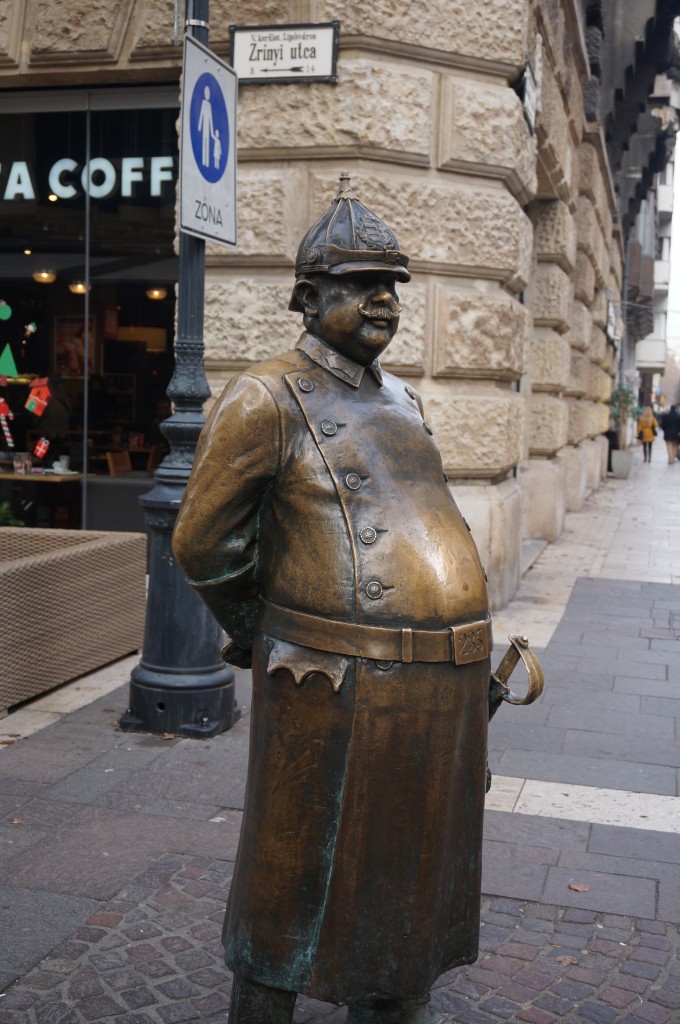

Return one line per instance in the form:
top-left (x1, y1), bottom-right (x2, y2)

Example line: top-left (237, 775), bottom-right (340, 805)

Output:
top-left (371, 288), bottom-right (394, 304)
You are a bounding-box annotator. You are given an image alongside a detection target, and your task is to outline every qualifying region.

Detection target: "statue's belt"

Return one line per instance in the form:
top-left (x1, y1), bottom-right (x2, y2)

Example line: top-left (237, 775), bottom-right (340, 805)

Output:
top-left (259, 598), bottom-right (492, 666)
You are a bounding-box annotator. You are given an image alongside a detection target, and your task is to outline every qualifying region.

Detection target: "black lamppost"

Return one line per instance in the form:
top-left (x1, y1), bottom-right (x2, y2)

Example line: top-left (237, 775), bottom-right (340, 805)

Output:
top-left (120, 0), bottom-right (237, 738)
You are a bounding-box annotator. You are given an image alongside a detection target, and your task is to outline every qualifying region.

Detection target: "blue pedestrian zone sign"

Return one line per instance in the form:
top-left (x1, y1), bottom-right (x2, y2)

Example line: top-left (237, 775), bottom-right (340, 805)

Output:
top-left (190, 72), bottom-right (229, 183)
top-left (180, 36), bottom-right (237, 246)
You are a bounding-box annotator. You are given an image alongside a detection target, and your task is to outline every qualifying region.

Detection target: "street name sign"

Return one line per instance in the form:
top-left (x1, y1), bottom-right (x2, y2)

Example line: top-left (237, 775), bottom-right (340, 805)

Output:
top-left (180, 35), bottom-right (237, 246)
top-left (230, 22), bottom-right (339, 84)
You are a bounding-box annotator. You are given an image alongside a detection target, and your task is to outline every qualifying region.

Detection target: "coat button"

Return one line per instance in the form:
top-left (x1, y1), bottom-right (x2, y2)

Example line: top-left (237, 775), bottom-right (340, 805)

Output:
top-left (359, 527), bottom-right (377, 544)
top-left (298, 377), bottom-right (314, 392)
top-left (321, 419), bottom-right (338, 436)
top-left (345, 473), bottom-right (362, 490)
top-left (366, 581), bottom-right (383, 599)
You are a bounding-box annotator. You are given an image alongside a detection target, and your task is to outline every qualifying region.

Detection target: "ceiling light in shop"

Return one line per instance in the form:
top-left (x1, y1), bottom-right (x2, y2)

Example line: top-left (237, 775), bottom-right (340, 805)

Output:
top-left (68, 281), bottom-right (90, 295)
top-left (32, 270), bottom-right (57, 284)
top-left (145, 288), bottom-right (167, 301)
top-left (23, 249), bottom-right (32, 255)
top-left (48, 194), bottom-right (58, 202)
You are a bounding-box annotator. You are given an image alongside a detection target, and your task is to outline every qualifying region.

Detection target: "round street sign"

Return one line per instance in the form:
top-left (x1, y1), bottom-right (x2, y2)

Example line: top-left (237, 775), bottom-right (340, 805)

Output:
top-left (180, 36), bottom-right (237, 246)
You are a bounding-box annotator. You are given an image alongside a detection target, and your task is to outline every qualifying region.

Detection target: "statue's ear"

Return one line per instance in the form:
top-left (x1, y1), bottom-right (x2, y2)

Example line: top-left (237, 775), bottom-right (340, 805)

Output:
top-left (292, 278), bottom-right (319, 316)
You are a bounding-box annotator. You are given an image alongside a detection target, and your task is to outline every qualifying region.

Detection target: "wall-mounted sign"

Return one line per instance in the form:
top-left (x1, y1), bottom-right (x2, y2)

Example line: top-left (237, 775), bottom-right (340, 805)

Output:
top-left (230, 22), bottom-right (339, 84)
top-left (180, 35), bottom-right (237, 247)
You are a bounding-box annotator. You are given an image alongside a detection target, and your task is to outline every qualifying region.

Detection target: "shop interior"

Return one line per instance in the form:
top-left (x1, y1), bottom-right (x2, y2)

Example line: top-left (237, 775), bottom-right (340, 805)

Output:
top-left (0, 93), bottom-right (178, 530)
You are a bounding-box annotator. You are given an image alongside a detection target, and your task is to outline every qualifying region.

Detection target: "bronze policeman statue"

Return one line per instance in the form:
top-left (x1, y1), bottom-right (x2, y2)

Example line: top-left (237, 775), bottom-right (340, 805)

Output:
top-left (172, 174), bottom-right (543, 1024)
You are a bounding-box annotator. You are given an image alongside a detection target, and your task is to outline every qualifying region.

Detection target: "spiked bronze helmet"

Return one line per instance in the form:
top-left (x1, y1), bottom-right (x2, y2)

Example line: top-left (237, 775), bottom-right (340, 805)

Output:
top-left (289, 172), bottom-right (411, 312)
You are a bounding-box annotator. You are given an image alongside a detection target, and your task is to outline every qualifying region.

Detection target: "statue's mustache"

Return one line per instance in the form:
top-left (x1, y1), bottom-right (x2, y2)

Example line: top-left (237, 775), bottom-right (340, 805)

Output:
top-left (358, 302), bottom-right (402, 321)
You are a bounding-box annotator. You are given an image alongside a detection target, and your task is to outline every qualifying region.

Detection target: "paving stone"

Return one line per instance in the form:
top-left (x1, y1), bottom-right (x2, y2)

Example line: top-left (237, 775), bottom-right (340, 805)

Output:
top-left (577, 1001), bottom-right (620, 1023)
top-left (121, 987), bottom-right (156, 1009)
top-left (82, 994), bottom-right (130, 1020)
top-left (619, 961), bottom-right (662, 981)
top-left (0, 886), bottom-right (98, 991)
top-left (599, 986), bottom-right (637, 1008)
top-left (478, 995), bottom-right (519, 1019)
top-left (542, 868), bottom-right (657, 918)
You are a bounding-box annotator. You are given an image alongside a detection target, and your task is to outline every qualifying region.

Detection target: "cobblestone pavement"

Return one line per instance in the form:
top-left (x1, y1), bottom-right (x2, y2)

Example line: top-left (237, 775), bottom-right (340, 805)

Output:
top-left (1, 854), bottom-right (679, 1024)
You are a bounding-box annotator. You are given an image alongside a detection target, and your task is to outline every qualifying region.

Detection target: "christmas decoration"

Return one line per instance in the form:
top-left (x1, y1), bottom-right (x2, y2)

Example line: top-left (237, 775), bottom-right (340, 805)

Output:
top-left (0, 343), bottom-right (18, 378)
top-left (0, 396), bottom-right (15, 449)
top-left (25, 377), bottom-right (51, 416)
top-left (23, 322), bottom-right (37, 339)
top-left (0, 301), bottom-right (12, 322)
top-left (33, 437), bottom-right (50, 459)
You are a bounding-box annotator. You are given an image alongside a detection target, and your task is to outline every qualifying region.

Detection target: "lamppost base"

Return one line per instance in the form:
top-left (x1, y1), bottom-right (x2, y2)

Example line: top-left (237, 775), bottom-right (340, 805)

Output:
top-left (120, 662), bottom-right (239, 739)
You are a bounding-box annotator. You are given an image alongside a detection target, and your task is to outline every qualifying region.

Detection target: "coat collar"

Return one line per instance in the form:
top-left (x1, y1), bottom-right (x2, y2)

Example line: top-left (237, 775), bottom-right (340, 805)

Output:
top-left (296, 332), bottom-right (383, 388)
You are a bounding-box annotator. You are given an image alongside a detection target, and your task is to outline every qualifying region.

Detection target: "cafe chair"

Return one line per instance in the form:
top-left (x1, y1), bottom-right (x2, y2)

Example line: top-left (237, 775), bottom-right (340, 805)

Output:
top-left (106, 450), bottom-right (132, 476)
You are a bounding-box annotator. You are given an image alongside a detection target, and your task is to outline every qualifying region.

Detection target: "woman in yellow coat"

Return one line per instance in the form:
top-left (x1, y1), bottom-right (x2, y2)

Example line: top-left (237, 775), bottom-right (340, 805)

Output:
top-left (638, 406), bottom-right (659, 462)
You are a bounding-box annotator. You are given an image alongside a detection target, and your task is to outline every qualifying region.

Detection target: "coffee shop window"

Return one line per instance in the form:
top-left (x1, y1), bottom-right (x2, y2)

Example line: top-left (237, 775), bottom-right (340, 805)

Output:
top-left (0, 89), bottom-right (178, 528)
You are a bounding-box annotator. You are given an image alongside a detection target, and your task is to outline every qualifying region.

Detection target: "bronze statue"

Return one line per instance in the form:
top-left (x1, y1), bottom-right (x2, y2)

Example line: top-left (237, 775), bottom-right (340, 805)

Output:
top-left (172, 174), bottom-right (543, 1024)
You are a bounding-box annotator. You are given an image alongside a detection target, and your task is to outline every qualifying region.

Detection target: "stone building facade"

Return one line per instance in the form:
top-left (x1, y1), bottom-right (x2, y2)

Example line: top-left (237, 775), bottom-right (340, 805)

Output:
top-left (1, 0), bottom-right (675, 606)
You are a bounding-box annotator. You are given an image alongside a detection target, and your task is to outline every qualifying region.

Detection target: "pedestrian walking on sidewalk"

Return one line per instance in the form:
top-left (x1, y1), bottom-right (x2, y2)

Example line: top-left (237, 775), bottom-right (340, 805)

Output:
top-left (660, 403), bottom-right (680, 464)
top-left (637, 406), bottom-right (659, 462)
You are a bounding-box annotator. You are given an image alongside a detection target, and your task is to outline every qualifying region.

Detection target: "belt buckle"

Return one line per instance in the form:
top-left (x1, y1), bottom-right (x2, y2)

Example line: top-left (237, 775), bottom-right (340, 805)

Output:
top-left (449, 619), bottom-right (491, 666)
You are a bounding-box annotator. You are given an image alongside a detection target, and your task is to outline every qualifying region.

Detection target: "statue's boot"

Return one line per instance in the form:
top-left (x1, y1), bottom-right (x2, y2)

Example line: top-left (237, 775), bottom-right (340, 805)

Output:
top-left (229, 976), bottom-right (296, 1024)
top-left (346, 997), bottom-right (456, 1024)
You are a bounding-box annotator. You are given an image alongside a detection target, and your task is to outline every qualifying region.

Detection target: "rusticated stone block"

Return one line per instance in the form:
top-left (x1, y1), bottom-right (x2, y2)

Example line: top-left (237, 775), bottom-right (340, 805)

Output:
top-left (591, 288), bottom-right (608, 329)
top-left (381, 283), bottom-right (427, 373)
top-left (597, 401), bottom-right (611, 433)
top-left (536, 73), bottom-right (573, 204)
top-left (206, 170), bottom-right (293, 261)
top-left (578, 143), bottom-right (598, 203)
top-left (317, 0), bottom-right (529, 67)
top-left (31, 0), bottom-right (130, 60)
top-left (568, 301), bottom-right (592, 351)
top-left (531, 264), bottom-right (573, 333)
top-left (567, 350), bottom-right (590, 396)
top-left (528, 394), bottom-right (569, 455)
top-left (581, 401), bottom-right (602, 440)
top-left (576, 195), bottom-right (598, 262)
top-left (439, 77), bottom-right (536, 201)
top-left (532, 199), bottom-right (577, 272)
top-left (567, 398), bottom-right (589, 444)
top-left (522, 456), bottom-right (566, 541)
top-left (574, 252), bottom-right (596, 305)
top-left (0, 3), bottom-right (19, 65)
top-left (586, 362), bottom-right (610, 402)
top-left (311, 172), bottom-right (532, 290)
top-left (592, 224), bottom-right (607, 287)
top-left (610, 245), bottom-right (623, 290)
top-left (239, 59), bottom-right (434, 160)
top-left (528, 329), bottom-right (571, 391)
top-left (561, 444), bottom-right (588, 511)
top-left (204, 278), bottom-right (300, 366)
top-left (589, 326), bottom-right (607, 367)
top-left (432, 286), bottom-right (529, 380)
top-left (578, 143), bottom-right (613, 239)
top-left (422, 390), bottom-right (524, 477)
top-left (134, 0), bottom-right (288, 50)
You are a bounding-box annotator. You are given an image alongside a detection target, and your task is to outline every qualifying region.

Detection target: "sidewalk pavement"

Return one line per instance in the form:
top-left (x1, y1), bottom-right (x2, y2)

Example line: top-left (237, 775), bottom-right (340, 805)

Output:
top-left (1, 442), bottom-right (679, 1024)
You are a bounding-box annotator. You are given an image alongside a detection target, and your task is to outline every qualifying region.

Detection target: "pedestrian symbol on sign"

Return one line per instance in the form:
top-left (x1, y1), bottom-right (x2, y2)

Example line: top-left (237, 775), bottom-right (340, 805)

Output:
top-left (180, 35), bottom-right (237, 246)
top-left (189, 72), bottom-right (229, 184)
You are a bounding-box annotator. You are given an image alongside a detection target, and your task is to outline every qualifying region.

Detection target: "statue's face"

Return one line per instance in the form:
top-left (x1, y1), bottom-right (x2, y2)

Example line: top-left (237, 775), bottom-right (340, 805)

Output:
top-left (303, 272), bottom-right (401, 365)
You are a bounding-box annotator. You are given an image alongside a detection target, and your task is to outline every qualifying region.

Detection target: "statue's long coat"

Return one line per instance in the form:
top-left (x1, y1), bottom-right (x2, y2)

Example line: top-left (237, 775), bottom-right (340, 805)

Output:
top-left (172, 332), bottom-right (491, 1005)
